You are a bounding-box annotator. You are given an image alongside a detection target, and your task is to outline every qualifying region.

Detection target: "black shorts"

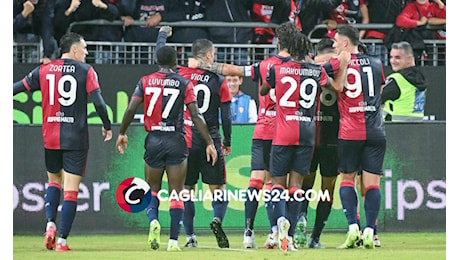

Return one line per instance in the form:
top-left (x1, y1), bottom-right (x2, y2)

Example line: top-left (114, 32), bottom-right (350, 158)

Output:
top-left (185, 136), bottom-right (226, 186)
top-left (44, 148), bottom-right (88, 176)
top-left (270, 145), bottom-right (314, 177)
top-left (251, 139), bottom-right (272, 171)
top-left (144, 132), bottom-right (188, 168)
top-left (337, 138), bottom-right (386, 175)
top-left (309, 145), bottom-right (339, 177)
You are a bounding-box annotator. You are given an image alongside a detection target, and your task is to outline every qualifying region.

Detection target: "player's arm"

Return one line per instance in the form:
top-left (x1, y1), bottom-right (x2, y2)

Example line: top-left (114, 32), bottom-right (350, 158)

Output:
top-left (187, 102), bottom-right (218, 165)
top-left (13, 80), bottom-right (27, 95)
top-left (188, 58), bottom-right (252, 77)
top-left (381, 78), bottom-right (401, 103)
top-left (260, 65), bottom-right (275, 96)
top-left (89, 89), bottom-right (113, 142)
top-left (154, 26), bottom-right (172, 64)
top-left (220, 101), bottom-right (232, 151)
top-left (327, 51), bottom-right (350, 92)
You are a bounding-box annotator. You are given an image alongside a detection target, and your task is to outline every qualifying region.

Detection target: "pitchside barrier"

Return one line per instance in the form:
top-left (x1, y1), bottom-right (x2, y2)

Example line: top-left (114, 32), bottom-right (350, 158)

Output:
top-left (13, 122), bottom-right (445, 235)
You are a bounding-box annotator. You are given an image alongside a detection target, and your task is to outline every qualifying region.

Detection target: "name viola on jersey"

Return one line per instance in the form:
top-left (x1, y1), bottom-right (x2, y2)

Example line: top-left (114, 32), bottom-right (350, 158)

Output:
top-left (156, 188), bottom-right (331, 202)
top-left (190, 73), bottom-right (210, 82)
top-left (148, 78), bottom-right (180, 87)
top-left (47, 111), bottom-right (74, 123)
top-left (280, 67), bottom-right (321, 77)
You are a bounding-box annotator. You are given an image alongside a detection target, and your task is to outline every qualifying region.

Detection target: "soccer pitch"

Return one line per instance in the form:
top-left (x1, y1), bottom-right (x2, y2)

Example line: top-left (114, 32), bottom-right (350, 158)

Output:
top-left (13, 232), bottom-right (445, 260)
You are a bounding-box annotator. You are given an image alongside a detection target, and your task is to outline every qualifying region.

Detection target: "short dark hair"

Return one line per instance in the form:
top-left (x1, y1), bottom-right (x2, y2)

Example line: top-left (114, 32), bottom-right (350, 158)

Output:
top-left (391, 41), bottom-right (414, 57)
top-left (336, 25), bottom-right (360, 46)
top-left (59, 32), bottom-right (83, 55)
top-left (156, 46), bottom-right (177, 66)
top-left (192, 39), bottom-right (214, 59)
top-left (276, 21), bottom-right (301, 50)
top-left (316, 38), bottom-right (335, 55)
top-left (289, 32), bottom-right (311, 60)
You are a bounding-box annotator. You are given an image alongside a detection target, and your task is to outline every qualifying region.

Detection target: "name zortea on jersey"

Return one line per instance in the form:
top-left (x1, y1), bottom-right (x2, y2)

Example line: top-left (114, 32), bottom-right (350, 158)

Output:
top-left (48, 64), bottom-right (76, 73)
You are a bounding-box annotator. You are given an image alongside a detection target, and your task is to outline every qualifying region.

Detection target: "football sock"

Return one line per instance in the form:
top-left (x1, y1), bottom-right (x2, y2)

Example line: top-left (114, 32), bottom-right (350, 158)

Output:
top-left (212, 196), bottom-right (228, 222)
top-left (59, 191), bottom-right (78, 239)
top-left (169, 199), bottom-right (184, 240)
top-left (45, 182), bottom-right (61, 223)
top-left (311, 200), bottom-right (332, 240)
top-left (364, 186), bottom-right (381, 229)
top-left (245, 179), bottom-right (264, 229)
top-left (339, 181), bottom-right (358, 225)
top-left (146, 191), bottom-right (159, 222)
top-left (183, 199), bottom-right (195, 236)
top-left (270, 185), bottom-right (286, 223)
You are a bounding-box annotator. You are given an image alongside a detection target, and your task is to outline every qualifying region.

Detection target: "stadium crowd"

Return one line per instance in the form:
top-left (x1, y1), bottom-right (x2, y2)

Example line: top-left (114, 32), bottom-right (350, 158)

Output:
top-left (14, 0), bottom-right (446, 65)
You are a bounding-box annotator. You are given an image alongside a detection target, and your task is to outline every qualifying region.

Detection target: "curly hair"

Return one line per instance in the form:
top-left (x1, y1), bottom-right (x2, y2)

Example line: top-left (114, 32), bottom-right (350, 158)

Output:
top-left (288, 32), bottom-right (312, 60)
top-left (276, 22), bottom-right (301, 51)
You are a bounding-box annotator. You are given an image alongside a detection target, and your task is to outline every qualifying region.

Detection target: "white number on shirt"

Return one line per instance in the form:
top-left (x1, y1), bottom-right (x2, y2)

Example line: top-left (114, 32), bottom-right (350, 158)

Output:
top-left (145, 87), bottom-right (180, 118)
top-left (194, 83), bottom-right (211, 114)
top-left (279, 76), bottom-right (317, 109)
top-left (345, 66), bottom-right (375, 98)
top-left (46, 74), bottom-right (77, 106)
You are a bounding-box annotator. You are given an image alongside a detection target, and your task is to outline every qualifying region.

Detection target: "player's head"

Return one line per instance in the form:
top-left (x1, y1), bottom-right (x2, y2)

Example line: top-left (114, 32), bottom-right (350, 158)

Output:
top-left (192, 39), bottom-right (215, 62)
top-left (59, 32), bottom-right (88, 62)
top-left (334, 25), bottom-right (359, 53)
top-left (276, 21), bottom-right (301, 52)
top-left (390, 41), bottom-right (415, 72)
top-left (288, 32), bottom-right (312, 61)
top-left (316, 38), bottom-right (336, 55)
top-left (156, 46), bottom-right (177, 68)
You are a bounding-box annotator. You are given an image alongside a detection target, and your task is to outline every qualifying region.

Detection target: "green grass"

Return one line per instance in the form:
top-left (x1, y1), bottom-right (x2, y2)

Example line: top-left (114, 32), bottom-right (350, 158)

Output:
top-left (13, 232), bottom-right (446, 260)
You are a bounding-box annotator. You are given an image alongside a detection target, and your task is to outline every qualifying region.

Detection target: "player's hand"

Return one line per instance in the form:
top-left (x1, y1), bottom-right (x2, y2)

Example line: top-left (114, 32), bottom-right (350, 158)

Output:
top-left (102, 127), bottom-right (113, 142)
top-left (188, 58), bottom-right (199, 68)
top-left (159, 26), bottom-right (172, 37)
top-left (116, 134), bottom-right (128, 154)
top-left (223, 145), bottom-right (231, 156)
top-left (206, 144), bottom-right (218, 166)
top-left (338, 51), bottom-right (351, 65)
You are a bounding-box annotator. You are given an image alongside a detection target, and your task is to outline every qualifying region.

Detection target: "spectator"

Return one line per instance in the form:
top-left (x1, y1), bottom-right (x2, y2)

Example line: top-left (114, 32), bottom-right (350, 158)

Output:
top-left (395, 0), bottom-right (446, 64)
top-left (204, 0), bottom-right (254, 65)
top-left (251, 2), bottom-right (275, 44)
top-left (322, 0), bottom-right (370, 40)
top-left (118, 0), bottom-right (165, 64)
top-left (290, 0), bottom-right (342, 38)
top-left (363, 0), bottom-right (406, 63)
top-left (54, 0), bottom-right (120, 44)
top-left (382, 41), bottom-right (427, 121)
top-left (226, 75), bottom-right (258, 124)
top-left (13, 0), bottom-right (58, 64)
top-left (162, 0), bottom-right (208, 43)
top-left (251, 2), bottom-right (275, 61)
